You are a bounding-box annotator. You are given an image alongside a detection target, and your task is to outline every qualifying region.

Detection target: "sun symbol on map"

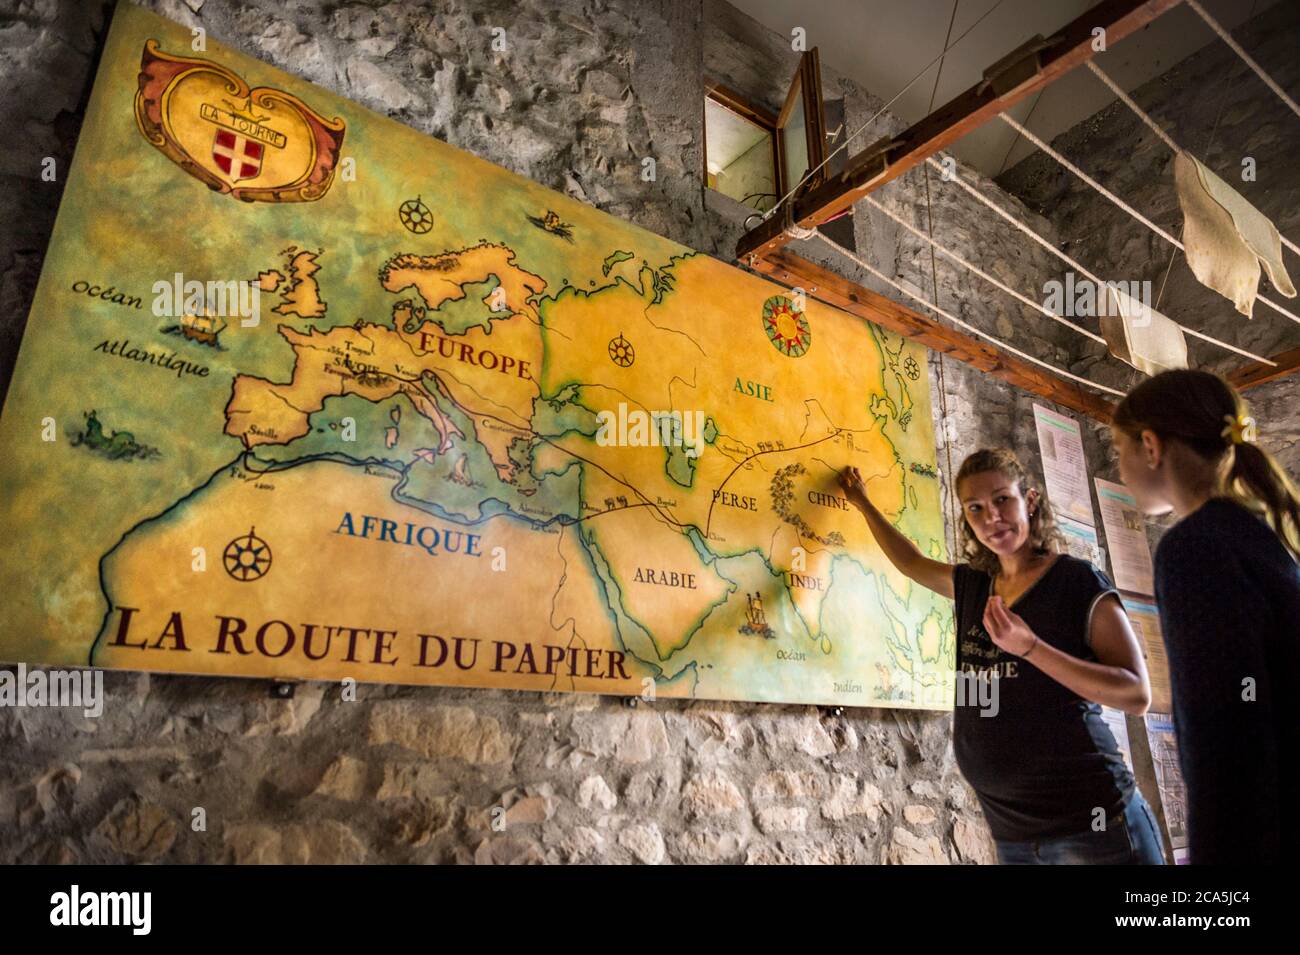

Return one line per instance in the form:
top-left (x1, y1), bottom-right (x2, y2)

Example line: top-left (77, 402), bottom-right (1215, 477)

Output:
top-left (223, 526), bottom-right (272, 582)
top-left (904, 356), bottom-right (920, 380)
top-left (398, 196), bottom-right (434, 234)
top-left (608, 333), bottom-right (635, 368)
top-left (762, 295), bottom-right (811, 357)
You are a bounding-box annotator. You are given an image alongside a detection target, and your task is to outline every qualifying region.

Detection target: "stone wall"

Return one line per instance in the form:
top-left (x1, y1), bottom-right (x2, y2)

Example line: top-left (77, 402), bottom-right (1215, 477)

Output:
top-left (0, 0), bottom-right (1189, 863)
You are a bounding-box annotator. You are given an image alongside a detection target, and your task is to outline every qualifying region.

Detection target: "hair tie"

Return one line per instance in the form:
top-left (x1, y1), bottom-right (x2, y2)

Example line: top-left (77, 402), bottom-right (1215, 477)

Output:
top-left (1221, 413), bottom-right (1258, 446)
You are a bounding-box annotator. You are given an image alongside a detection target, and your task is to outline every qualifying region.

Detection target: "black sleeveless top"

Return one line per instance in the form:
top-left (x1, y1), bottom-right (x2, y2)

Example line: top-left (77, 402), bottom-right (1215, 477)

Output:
top-left (951, 555), bottom-right (1135, 842)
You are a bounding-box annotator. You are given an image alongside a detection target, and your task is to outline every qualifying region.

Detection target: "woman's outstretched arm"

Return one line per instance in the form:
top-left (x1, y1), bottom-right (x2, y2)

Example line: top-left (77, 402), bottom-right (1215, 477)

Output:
top-left (840, 465), bottom-right (955, 599)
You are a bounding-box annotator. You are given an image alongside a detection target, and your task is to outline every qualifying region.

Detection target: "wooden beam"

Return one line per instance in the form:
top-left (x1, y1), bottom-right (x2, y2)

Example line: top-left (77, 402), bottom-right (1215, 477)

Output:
top-left (1228, 345), bottom-right (1300, 391)
top-left (737, 0), bottom-right (1183, 262)
top-left (752, 247), bottom-right (1117, 421)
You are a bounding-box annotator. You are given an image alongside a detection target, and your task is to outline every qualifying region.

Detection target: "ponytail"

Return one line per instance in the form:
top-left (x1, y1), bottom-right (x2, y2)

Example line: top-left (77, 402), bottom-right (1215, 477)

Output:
top-left (1227, 442), bottom-right (1300, 560)
top-left (1113, 369), bottom-right (1300, 561)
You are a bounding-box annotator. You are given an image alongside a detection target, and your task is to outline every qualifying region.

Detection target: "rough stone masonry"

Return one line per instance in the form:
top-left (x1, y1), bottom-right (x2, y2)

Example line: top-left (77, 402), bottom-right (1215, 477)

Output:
top-left (1, 0), bottom-right (1291, 863)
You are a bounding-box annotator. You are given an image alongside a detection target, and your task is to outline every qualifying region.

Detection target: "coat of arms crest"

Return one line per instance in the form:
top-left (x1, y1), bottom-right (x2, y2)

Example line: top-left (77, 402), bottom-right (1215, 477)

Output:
top-left (134, 40), bottom-right (345, 203)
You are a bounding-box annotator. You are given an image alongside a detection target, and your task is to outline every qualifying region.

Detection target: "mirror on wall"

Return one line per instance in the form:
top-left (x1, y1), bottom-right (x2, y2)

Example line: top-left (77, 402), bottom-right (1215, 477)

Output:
top-left (704, 49), bottom-right (827, 213)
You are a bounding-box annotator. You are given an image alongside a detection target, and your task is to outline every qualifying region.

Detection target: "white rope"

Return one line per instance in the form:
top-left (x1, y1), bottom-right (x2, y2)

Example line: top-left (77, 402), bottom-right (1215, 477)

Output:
top-left (1085, 61), bottom-right (1179, 151)
top-left (998, 111), bottom-right (1182, 246)
top-left (1000, 109), bottom-right (1300, 328)
top-left (1256, 293), bottom-right (1300, 326)
top-left (1088, 59), bottom-right (1300, 264)
top-left (809, 230), bottom-right (1126, 397)
top-left (1185, 0), bottom-right (1300, 119)
top-left (1085, 62), bottom-right (1300, 326)
top-left (862, 193), bottom-right (1107, 345)
top-left (757, 0), bottom-right (1008, 228)
top-left (922, 155), bottom-right (1275, 365)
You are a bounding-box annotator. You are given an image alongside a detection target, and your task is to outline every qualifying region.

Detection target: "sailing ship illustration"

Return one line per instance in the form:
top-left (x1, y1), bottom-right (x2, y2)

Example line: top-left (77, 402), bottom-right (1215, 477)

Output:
top-left (163, 308), bottom-right (227, 348)
top-left (739, 591), bottom-right (775, 639)
top-left (526, 208), bottom-right (575, 241)
top-left (180, 310), bottom-right (227, 345)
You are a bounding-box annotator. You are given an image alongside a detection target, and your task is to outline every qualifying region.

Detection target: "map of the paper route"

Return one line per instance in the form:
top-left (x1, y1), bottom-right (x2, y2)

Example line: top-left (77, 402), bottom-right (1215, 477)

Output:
top-left (0, 3), bottom-right (955, 708)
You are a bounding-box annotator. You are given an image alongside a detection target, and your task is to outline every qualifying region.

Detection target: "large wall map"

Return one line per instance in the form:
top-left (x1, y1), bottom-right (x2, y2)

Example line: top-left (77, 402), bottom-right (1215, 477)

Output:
top-left (0, 3), bottom-right (954, 708)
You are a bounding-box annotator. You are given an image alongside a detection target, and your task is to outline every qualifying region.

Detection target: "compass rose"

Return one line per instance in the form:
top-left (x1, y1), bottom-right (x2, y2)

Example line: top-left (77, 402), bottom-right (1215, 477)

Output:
top-left (398, 196), bottom-right (434, 234)
top-left (608, 332), bottom-right (635, 367)
top-left (762, 295), bottom-right (811, 357)
top-left (223, 526), bottom-right (272, 582)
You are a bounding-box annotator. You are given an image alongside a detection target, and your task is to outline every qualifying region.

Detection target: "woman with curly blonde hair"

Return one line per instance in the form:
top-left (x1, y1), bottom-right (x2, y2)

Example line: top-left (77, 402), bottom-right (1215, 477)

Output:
top-left (841, 448), bottom-right (1162, 864)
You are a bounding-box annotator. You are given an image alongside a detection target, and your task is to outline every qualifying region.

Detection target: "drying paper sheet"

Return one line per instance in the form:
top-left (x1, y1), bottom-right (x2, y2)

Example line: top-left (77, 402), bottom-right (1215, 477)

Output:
top-left (1175, 150), bottom-right (1296, 317)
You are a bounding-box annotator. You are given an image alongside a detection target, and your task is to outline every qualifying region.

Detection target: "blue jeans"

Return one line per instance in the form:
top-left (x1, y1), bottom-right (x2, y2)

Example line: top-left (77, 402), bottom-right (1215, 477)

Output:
top-left (994, 791), bottom-right (1167, 865)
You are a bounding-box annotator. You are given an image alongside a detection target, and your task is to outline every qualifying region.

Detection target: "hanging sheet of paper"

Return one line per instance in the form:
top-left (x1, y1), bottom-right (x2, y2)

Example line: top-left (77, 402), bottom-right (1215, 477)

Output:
top-left (1033, 404), bottom-right (1096, 528)
top-left (1094, 478), bottom-right (1155, 596)
top-left (1145, 712), bottom-right (1190, 863)
top-left (1121, 595), bottom-right (1172, 714)
top-left (1057, 514), bottom-right (1105, 567)
top-left (1098, 286), bottom-right (1188, 377)
top-left (1175, 150), bottom-right (1296, 317)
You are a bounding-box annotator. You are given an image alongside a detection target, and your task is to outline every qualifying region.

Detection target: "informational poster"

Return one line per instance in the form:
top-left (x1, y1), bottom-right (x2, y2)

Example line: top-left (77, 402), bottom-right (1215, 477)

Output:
top-left (1033, 404), bottom-right (1096, 527)
top-left (0, 4), bottom-right (954, 708)
top-left (1095, 478), bottom-right (1155, 596)
top-left (1057, 513), bottom-right (1104, 567)
top-left (1121, 596), bottom-right (1172, 714)
top-left (1100, 705), bottom-right (1134, 772)
top-left (1145, 712), bottom-right (1190, 864)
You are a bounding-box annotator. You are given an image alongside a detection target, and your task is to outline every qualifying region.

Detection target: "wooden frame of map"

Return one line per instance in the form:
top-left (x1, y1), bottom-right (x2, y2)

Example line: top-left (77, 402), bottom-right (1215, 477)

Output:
top-left (0, 3), bottom-right (954, 709)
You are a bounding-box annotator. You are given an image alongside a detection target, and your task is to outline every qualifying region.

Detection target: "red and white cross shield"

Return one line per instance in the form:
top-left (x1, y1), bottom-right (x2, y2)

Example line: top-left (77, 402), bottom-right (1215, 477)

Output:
top-left (212, 128), bottom-right (263, 182)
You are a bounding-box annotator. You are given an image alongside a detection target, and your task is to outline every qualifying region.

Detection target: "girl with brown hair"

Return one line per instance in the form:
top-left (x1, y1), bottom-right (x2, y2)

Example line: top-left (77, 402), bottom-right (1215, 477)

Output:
top-left (841, 449), bottom-right (1163, 864)
top-left (1112, 369), bottom-right (1300, 864)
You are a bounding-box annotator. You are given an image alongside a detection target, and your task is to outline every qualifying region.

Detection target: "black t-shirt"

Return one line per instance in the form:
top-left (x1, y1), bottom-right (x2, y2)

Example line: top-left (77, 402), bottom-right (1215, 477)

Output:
top-left (952, 554), bottom-right (1136, 842)
top-left (1154, 497), bottom-right (1300, 864)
